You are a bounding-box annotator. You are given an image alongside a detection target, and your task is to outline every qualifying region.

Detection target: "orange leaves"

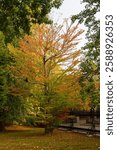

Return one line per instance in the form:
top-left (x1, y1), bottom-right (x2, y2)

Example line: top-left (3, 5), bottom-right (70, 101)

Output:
top-left (8, 21), bottom-right (84, 104)
top-left (95, 81), bottom-right (100, 90)
top-left (9, 86), bottom-right (30, 97)
top-left (17, 21), bottom-right (83, 85)
top-left (21, 22), bottom-right (82, 68)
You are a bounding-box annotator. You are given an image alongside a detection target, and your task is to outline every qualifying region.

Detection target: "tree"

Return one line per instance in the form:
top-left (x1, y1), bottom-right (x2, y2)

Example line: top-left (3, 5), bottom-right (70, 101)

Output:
top-left (72, 0), bottom-right (100, 107)
top-left (72, 0), bottom-right (100, 64)
top-left (0, 0), bottom-right (63, 43)
top-left (0, 31), bottom-right (10, 130)
top-left (13, 21), bottom-right (84, 134)
top-left (0, 0), bottom-right (63, 131)
top-left (72, 0), bottom-right (100, 130)
top-left (0, 32), bottom-right (27, 131)
top-left (72, 0), bottom-right (100, 77)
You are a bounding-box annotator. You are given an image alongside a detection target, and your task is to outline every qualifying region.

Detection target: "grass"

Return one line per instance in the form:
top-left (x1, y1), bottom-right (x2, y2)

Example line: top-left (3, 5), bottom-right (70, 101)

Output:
top-left (0, 125), bottom-right (100, 150)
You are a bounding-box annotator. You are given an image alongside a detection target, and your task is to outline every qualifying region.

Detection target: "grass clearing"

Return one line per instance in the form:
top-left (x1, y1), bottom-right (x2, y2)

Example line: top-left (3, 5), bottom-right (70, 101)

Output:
top-left (0, 125), bottom-right (100, 150)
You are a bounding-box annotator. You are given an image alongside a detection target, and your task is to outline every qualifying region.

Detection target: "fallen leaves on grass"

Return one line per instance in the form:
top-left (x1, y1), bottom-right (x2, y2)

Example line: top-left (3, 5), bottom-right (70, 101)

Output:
top-left (0, 126), bottom-right (99, 150)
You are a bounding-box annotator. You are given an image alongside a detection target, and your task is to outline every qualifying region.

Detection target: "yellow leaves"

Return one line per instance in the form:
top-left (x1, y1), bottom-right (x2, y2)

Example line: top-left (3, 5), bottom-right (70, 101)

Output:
top-left (8, 20), bottom-right (85, 107)
top-left (8, 43), bottom-right (27, 65)
top-left (95, 81), bottom-right (100, 90)
top-left (7, 43), bottom-right (17, 56)
top-left (8, 44), bottom-right (41, 85)
top-left (56, 84), bottom-right (68, 93)
top-left (19, 21), bottom-right (83, 79)
top-left (25, 4), bottom-right (32, 14)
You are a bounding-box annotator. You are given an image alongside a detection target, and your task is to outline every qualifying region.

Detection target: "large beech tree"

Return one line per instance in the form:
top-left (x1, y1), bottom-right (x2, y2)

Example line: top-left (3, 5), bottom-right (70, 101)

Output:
top-left (10, 21), bottom-right (84, 133)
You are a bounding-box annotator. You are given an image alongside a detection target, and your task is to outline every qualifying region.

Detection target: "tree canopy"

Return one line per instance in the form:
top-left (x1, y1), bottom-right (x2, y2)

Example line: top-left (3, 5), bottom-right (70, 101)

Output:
top-left (0, 0), bottom-right (100, 133)
top-left (72, 0), bottom-right (100, 111)
top-left (0, 32), bottom-right (27, 130)
top-left (8, 21), bottom-right (84, 133)
top-left (72, 0), bottom-right (100, 71)
top-left (0, 0), bottom-right (63, 42)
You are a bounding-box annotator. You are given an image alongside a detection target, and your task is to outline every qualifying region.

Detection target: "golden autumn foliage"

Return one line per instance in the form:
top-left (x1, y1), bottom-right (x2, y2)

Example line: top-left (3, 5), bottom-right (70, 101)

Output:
top-left (11, 21), bottom-right (84, 98)
top-left (7, 21), bottom-right (86, 131)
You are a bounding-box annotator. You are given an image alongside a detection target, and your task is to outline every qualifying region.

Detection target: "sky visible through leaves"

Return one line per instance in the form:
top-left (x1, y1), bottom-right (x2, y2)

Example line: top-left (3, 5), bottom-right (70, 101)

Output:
top-left (49, 0), bottom-right (87, 48)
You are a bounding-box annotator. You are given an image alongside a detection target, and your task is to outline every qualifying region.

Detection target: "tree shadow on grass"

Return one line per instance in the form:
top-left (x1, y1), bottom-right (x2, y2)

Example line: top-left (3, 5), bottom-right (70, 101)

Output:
top-left (3, 125), bottom-right (45, 137)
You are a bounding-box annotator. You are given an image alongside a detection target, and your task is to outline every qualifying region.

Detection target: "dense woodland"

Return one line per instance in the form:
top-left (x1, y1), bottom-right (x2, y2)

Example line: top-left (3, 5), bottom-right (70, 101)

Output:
top-left (0, 0), bottom-right (100, 134)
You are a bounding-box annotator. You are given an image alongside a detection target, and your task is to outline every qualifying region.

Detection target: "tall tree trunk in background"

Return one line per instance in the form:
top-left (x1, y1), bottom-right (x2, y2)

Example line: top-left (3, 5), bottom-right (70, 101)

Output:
top-left (0, 121), bottom-right (5, 131)
top-left (90, 107), bottom-right (95, 134)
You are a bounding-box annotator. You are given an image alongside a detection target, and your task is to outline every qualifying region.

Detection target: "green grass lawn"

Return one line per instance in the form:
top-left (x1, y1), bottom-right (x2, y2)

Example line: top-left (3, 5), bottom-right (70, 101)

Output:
top-left (0, 126), bottom-right (100, 150)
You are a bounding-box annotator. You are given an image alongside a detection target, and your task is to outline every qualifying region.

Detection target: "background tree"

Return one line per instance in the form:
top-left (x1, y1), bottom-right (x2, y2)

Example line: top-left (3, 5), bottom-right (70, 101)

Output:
top-left (72, 0), bottom-right (100, 130)
top-left (0, 0), bottom-right (63, 43)
top-left (72, 0), bottom-right (100, 67)
top-left (0, 32), bottom-right (27, 131)
top-left (0, 32), bottom-right (10, 130)
top-left (72, 0), bottom-right (100, 76)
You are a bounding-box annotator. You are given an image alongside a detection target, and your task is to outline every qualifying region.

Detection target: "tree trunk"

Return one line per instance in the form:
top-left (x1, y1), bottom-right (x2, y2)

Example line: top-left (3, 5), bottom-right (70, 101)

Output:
top-left (45, 125), bottom-right (54, 135)
top-left (0, 122), bottom-right (5, 131)
top-left (90, 108), bottom-right (95, 134)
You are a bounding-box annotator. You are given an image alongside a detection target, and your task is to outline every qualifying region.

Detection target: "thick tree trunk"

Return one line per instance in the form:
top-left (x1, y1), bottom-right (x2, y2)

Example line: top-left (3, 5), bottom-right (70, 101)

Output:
top-left (45, 125), bottom-right (54, 135)
top-left (0, 122), bottom-right (5, 131)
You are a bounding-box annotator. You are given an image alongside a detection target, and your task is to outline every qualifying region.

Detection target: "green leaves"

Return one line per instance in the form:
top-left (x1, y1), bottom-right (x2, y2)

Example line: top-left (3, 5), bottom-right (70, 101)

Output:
top-left (71, 0), bottom-right (100, 111)
top-left (0, 32), bottom-right (27, 128)
top-left (0, 0), bottom-right (63, 43)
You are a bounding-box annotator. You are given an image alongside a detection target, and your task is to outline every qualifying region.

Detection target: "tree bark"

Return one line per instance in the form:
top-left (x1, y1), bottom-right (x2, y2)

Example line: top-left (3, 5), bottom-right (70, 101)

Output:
top-left (45, 125), bottom-right (54, 135)
top-left (90, 108), bottom-right (95, 134)
top-left (0, 122), bottom-right (5, 131)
